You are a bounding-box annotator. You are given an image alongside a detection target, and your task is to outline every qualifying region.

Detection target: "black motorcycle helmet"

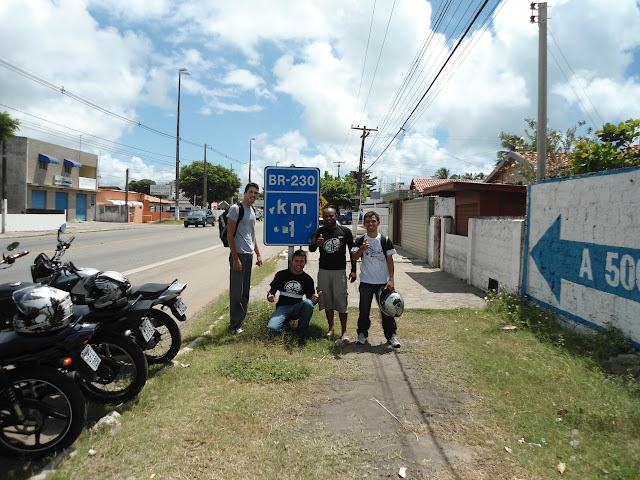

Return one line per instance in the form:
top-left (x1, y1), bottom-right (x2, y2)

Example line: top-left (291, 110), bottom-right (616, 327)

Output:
top-left (84, 271), bottom-right (132, 311)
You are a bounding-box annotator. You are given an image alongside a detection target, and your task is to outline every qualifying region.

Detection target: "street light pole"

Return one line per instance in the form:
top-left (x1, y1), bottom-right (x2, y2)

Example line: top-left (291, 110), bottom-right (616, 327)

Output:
top-left (175, 67), bottom-right (190, 220)
top-left (249, 137), bottom-right (256, 183)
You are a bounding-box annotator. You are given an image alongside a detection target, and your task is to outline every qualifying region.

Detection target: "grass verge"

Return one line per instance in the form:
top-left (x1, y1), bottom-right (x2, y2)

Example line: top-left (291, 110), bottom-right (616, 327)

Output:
top-left (37, 289), bottom-right (639, 480)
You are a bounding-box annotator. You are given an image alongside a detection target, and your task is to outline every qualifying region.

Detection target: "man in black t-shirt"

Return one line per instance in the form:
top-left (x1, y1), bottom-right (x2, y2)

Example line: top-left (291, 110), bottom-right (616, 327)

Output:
top-left (309, 207), bottom-right (356, 343)
top-left (266, 250), bottom-right (322, 345)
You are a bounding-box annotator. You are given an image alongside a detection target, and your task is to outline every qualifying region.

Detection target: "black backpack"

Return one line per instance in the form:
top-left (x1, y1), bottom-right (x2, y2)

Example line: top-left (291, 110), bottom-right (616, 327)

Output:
top-left (219, 202), bottom-right (254, 247)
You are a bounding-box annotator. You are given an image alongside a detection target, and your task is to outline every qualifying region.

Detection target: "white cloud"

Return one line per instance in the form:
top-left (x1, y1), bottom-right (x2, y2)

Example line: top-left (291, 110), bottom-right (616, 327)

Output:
top-left (2, 0), bottom-right (640, 190)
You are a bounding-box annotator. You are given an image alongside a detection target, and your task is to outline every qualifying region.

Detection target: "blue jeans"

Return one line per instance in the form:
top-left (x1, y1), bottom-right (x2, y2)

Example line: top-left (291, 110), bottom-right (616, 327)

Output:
top-left (229, 253), bottom-right (253, 330)
top-left (357, 282), bottom-right (397, 341)
top-left (267, 300), bottom-right (315, 339)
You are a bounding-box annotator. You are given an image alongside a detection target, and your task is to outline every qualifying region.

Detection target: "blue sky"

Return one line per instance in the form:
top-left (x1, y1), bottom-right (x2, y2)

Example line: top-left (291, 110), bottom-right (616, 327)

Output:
top-left (1, 0), bottom-right (639, 194)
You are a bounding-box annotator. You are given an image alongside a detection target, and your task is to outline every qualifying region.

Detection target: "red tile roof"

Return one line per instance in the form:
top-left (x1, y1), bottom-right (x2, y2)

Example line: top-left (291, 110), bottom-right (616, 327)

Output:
top-left (410, 178), bottom-right (482, 193)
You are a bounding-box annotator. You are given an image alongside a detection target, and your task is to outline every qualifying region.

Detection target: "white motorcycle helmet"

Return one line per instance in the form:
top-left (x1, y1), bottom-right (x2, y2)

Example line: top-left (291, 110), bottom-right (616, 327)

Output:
top-left (379, 288), bottom-right (404, 318)
top-left (12, 286), bottom-right (74, 335)
top-left (85, 271), bottom-right (132, 311)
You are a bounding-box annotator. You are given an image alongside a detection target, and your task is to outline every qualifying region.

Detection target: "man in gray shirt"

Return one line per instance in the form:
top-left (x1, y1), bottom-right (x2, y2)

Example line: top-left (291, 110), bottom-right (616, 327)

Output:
top-left (227, 182), bottom-right (263, 334)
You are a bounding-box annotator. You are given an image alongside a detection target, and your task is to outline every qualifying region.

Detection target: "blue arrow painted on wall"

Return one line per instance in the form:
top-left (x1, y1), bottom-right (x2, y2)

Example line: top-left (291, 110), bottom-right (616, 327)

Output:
top-left (531, 215), bottom-right (640, 303)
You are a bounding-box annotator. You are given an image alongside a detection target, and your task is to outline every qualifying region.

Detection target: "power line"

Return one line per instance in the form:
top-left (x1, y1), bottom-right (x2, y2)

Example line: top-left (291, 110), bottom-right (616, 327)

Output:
top-left (0, 57), bottom-right (244, 163)
top-left (369, 0), bottom-right (495, 169)
top-left (548, 27), bottom-right (604, 127)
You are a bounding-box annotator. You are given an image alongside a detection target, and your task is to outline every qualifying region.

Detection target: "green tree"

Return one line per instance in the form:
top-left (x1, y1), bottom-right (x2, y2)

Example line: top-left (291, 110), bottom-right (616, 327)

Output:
top-left (497, 117), bottom-right (591, 180)
top-left (432, 167), bottom-right (450, 179)
top-left (180, 162), bottom-right (240, 205)
top-left (0, 112), bottom-right (20, 143)
top-left (570, 118), bottom-right (640, 174)
top-left (320, 171), bottom-right (359, 211)
top-left (128, 179), bottom-right (156, 194)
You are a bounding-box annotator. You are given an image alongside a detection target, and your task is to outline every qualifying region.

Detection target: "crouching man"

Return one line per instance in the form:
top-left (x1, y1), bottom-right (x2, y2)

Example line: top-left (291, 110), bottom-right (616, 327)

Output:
top-left (266, 249), bottom-right (322, 345)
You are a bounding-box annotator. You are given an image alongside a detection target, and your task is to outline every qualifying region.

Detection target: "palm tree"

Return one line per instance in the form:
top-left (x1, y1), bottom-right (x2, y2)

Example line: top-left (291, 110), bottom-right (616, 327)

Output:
top-left (432, 167), bottom-right (450, 179)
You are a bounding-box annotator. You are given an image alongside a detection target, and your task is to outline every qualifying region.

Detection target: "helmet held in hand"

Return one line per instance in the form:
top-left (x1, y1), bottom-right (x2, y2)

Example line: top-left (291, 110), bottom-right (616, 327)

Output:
top-left (379, 288), bottom-right (404, 318)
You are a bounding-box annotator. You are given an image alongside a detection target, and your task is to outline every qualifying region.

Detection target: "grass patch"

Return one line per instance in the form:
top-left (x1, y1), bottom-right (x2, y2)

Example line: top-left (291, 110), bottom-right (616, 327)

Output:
top-left (36, 286), bottom-right (639, 480)
top-left (217, 354), bottom-right (311, 383)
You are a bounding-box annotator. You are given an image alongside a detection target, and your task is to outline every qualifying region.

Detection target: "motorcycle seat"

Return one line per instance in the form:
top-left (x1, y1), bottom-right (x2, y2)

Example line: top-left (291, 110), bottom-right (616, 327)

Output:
top-left (130, 283), bottom-right (172, 300)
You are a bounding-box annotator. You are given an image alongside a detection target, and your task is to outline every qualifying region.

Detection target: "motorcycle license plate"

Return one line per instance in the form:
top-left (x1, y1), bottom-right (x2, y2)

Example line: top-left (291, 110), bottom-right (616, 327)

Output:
top-left (174, 297), bottom-right (188, 316)
top-left (80, 345), bottom-right (101, 372)
top-left (139, 318), bottom-right (155, 342)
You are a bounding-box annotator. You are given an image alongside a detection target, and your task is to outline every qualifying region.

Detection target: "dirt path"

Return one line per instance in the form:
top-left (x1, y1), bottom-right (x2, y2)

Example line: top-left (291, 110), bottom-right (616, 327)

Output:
top-left (299, 326), bottom-right (475, 479)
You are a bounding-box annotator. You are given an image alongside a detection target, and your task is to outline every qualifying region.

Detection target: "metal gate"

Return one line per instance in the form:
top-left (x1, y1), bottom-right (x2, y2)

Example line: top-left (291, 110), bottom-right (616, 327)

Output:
top-left (76, 193), bottom-right (87, 221)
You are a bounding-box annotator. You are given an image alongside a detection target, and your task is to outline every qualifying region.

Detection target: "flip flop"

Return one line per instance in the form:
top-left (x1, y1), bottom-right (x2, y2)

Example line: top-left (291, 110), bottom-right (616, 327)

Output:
top-left (341, 336), bottom-right (350, 344)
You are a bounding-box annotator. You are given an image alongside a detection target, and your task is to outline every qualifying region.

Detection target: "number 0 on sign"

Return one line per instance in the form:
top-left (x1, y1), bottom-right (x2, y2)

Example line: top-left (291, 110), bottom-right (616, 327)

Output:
top-left (264, 166), bottom-right (320, 246)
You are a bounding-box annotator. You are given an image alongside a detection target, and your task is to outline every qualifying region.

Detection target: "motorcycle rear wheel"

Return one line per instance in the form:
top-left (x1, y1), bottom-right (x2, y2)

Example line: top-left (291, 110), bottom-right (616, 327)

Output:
top-left (0, 366), bottom-right (87, 456)
top-left (144, 309), bottom-right (182, 364)
top-left (79, 333), bottom-right (148, 404)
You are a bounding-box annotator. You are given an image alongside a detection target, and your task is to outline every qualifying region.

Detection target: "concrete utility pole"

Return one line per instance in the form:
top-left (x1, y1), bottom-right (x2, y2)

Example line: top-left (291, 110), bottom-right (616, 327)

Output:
top-left (203, 144), bottom-right (207, 209)
top-left (333, 159), bottom-right (345, 178)
top-left (125, 168), bottom-right (129, 223)
top-left (532, 2), bottom-right (547, 182)
top-left (351, 125), bottom-right (378, 213)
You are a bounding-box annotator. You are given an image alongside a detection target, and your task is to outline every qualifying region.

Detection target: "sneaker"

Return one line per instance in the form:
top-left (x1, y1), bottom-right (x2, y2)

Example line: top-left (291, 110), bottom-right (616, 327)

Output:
top-left (357, 333), bottom-right (367, 345)
top-left (232, 328), bottom-right (245, 335)
top-left (388, 334), bottom-right (401, 348)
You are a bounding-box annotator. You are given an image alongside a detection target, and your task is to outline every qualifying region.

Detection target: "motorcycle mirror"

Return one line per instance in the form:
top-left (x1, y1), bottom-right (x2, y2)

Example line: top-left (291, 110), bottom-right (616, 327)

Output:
top-left (59, 224), bottom-right (67, 234)
top-left (6, 242), bottom-right (19, 251)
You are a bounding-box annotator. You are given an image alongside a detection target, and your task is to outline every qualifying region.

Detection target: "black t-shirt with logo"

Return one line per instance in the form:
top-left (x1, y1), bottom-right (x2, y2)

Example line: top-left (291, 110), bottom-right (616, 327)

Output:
top-left (270, 269), bottom-right (315, 308)
top-left (308, 225), bottom-right (355, 271)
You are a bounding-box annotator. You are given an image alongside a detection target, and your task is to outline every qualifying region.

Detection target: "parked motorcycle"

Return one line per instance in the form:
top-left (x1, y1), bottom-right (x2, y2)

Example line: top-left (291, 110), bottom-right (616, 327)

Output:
top-left (30, 225), bottom-right (188, 364)
top-left (0, 364), bottom-right (87, 456)
top-left (0, 244), bottom-right (148, 405)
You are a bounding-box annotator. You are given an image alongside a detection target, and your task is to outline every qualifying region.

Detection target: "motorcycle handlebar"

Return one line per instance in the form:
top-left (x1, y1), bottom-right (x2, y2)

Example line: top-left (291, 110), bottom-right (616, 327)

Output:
top-left (0, 250), bottom-right (29, 265)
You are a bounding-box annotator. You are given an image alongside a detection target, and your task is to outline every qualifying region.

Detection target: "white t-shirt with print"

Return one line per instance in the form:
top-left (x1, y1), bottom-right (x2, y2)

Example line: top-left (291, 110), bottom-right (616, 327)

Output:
top-left (351, 233), bottom-right (396, 284)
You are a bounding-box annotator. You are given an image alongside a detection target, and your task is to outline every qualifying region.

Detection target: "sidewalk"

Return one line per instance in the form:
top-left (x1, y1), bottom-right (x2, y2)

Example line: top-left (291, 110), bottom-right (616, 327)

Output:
top-left (0, 220), bottom-right (169, 239)
top-left (250, 246), bottom-right (486, 310)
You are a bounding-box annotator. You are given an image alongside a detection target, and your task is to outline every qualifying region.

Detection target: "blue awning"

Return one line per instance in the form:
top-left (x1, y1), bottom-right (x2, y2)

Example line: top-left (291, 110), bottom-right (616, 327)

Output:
top-left (38, 153), bottom-right (60, 164)
top-left (63, 158), bottom-right (82, 168)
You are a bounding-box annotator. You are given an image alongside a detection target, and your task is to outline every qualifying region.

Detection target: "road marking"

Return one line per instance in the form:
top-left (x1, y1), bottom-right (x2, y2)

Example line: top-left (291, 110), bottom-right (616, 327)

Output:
top-left (123, 244), bottom-right (224, 276)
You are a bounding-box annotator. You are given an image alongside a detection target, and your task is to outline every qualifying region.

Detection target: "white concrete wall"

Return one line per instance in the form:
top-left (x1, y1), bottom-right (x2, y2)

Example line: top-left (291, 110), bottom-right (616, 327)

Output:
top-left (524, 166), bottom-right (640, 347)
top-left (3, 213), bottom-right (66, 232)
top-left (468, 217), bottom-right (525, 293)
top-left (434, 197), bottom-right (454, 217)
top-left (442, 233), bottom-right (468, 281)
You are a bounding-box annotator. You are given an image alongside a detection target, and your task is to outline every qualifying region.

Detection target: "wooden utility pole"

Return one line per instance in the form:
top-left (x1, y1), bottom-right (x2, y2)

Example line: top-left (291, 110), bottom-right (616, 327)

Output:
top-left (203, 144), bottom-right (208, 209)
top-left (351, 126), bottom-right (377, 213)
top-left (333, 159), bottom-right (345, 178)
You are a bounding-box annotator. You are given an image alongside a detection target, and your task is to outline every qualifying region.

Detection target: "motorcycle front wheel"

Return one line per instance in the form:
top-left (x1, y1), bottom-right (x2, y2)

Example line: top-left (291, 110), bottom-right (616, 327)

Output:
top-left (0, 366), bottom-right (87, 456)
top-left (79, 333), bottom-right (148, 404)
top-left (144, 308), bottom-right (182, 364)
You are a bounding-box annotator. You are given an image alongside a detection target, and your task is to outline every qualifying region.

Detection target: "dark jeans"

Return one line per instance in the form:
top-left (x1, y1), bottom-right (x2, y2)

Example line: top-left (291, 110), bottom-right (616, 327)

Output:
top-left (229, 253), bottom-right (253, 330)
top-left (357, 282), bottom-right (397, 341)
top-left (266, 299), bottom-right (315, 339)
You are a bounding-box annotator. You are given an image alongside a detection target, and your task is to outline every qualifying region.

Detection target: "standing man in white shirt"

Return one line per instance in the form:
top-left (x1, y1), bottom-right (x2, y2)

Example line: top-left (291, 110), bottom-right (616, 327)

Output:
top-left (351, 211), bottom-right (401, 348)
top-left (227, 182), bottom-right (263, 334)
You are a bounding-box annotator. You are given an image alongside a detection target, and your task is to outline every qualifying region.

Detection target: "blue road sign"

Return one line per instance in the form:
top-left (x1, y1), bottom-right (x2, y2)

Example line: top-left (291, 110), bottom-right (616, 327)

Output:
top-left (531, 215), bottom-right (640, 303)
top-left (263, 166), bottom-right (320, 246)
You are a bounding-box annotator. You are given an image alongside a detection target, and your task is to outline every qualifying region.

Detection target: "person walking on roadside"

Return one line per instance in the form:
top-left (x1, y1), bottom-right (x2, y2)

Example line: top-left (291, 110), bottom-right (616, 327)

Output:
top-left (266, 249), bottom-right (321, 346)
top-left (308, 206), bottom-right (356, 343)
top-left (227, 182), bottom-right (263, 334)
top-left (351, 211), bottom-right (401, 348)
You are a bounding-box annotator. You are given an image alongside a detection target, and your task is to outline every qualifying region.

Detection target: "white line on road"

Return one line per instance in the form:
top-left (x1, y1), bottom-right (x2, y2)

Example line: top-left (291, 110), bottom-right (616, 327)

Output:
top-left (122, 244), bottom-right (224, 276)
